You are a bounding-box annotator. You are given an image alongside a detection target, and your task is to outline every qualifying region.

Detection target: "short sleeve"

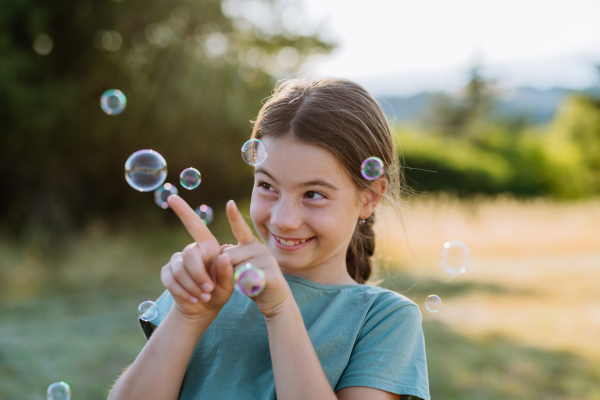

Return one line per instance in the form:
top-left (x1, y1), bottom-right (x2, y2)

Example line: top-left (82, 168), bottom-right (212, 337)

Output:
top-left (335, 299), bottom-right (430, 400)
top-left (139, 290), bottom-right (175, 340)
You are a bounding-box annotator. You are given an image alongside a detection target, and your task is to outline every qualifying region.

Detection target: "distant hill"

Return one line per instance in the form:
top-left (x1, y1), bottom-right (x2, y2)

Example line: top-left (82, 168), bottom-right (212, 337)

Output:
top-left (378, 86), bottom-right (600, 125)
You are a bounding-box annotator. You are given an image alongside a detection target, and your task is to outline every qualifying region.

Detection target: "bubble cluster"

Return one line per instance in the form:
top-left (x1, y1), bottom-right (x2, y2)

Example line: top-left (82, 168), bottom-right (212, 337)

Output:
top-left (195, 204), bottom-right (213, 225)
top-left (440, 240), bottom-right (470, 278)
top-left (154, 183), bottom-right (178, 209)
top-left (180, 168), bottom-right (201, 190)
top-left (100, 89), bottom-right (127, 115)
top-left (361, 156), bottom-right (384, 180)
top-left (425, 295), bottom-right (442, 313)
top-left (124, 149), bottom-right (167, 192)
top-left (47, 382), bottom-right (71, 400)
top-left (234, 263), bottom-right (266, 297)
top-left (138, 300), bottom-right (158, 322)
top-left (241, 139), bottom-right (267, 166)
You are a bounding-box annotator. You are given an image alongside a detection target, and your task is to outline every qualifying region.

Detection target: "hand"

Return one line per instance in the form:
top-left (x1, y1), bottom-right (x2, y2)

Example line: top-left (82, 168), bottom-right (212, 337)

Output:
top-left (222, 200), bottom-right (294, 319)
top-left (160, 195), bottom-right (234, 320)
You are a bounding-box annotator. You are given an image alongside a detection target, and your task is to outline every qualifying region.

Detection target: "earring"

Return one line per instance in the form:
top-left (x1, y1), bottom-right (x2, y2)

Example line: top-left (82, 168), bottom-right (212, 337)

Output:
top-left (359, 214), bottom-right (366, 225)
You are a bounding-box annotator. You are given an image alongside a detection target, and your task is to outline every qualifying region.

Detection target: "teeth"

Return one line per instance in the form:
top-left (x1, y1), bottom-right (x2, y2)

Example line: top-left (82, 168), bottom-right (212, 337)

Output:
top-left (276, 236), bottom-right (309, 246)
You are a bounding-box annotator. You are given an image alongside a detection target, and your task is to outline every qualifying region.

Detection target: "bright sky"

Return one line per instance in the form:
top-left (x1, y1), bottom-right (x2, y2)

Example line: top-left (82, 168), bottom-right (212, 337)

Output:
top-left (300, 0), bottom-right (600, 95)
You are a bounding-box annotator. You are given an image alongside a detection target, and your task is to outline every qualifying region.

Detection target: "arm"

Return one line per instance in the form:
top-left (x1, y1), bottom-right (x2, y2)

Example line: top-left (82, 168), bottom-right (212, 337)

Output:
top-left (266, 300), bottom-right (337, 400)
top-left (108, 306), bottom-right (218, 400)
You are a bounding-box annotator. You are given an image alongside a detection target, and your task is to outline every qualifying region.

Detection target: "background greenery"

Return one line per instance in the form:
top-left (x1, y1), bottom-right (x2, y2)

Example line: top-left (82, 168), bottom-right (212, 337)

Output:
top-left (1, 0), bottom-right (600, 398)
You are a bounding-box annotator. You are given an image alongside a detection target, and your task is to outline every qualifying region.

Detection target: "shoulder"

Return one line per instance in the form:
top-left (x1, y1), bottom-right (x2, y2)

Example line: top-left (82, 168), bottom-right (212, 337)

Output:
top-left (350, 286), bottom-right (423, 341)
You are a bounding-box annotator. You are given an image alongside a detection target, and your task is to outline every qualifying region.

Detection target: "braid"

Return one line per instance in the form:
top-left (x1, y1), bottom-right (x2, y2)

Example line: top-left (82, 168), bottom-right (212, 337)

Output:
top-left (346, 213), bottom-right (376, 284)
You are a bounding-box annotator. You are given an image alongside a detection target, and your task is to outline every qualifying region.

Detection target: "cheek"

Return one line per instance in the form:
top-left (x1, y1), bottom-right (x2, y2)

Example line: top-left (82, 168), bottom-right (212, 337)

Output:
top-left (250, 189), bottom-right (270, 228)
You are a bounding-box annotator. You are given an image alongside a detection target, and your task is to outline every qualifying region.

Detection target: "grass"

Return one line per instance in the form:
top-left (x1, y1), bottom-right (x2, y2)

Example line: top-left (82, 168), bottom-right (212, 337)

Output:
top-left (1, 195), bottom-right (600, 399)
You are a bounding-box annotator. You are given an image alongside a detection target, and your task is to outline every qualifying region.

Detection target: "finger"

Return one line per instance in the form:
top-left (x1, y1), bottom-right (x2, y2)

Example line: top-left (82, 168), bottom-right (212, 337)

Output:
top-left (214, 253), bottom-right (234, 293)
top-left (161, 264), bottom-right (199, 304)
top-left (182, 243), bottom-right (214, 292)
top-left (168, 194), bottom-right (216, 245)
top-left (170, 254), bottom-right (204, 299)
top-left (226, 200), bottom-right (256, 245)
top-left (220, 244), bottom-right (235, 252)
top-left (222, 243), bottom-right (261, 267)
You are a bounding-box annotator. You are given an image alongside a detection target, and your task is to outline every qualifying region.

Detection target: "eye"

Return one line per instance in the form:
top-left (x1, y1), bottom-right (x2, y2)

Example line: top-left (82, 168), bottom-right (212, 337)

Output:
top-left (305, 191), bottom-right (326, 199)
top-left (258, 181), bottom-right (275, 191)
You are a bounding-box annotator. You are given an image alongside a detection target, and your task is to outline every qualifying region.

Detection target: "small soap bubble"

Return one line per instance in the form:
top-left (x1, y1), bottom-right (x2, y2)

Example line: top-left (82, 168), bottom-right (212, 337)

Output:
top-left (361, 156), bottom-right (384, 180)
top-left (241, 139), bottom-right (267, 166)
top-left (154, 183), bottom-right (178, 209)
top-left (195, 204), bottom-right (213, 225)
top-left (47, 382), bottom-right (71, 400)
top-left (234, 263), bottom-right (266, 297)
top-left (100, 89), bottom-right (127, 115)
top-left (138, 300), bottom-right (158, 322)
top-left (125, 149), bottom-right (167, 192)
top-left (425, 295), bottom-right (442, 313)
top-left (180, 168), bottom-right (201, 190)
top-left (440, 240), bottom-right (470, 278)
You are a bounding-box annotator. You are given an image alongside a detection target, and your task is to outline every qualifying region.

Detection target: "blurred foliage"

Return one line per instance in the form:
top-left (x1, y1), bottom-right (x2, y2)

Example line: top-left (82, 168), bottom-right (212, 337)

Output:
top-left (398, 70), bottom-right (600, 199)
top-left (0, 0), bottom-right (333, 237)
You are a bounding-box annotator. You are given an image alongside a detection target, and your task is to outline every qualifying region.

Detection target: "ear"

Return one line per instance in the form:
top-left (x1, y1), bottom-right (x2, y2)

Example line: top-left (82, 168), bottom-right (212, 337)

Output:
top-left (360, 177), bottom-right (388, 219)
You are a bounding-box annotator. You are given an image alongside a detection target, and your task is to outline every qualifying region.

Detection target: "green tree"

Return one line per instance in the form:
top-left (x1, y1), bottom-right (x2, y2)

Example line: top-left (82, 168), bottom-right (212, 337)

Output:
top-left (0, 0), bottom-right (333, 236)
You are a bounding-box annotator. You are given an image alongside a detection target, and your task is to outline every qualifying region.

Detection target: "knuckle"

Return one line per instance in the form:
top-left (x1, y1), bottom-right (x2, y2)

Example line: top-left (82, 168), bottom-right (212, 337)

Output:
top-left (170, 252), bottom-right (182, 262)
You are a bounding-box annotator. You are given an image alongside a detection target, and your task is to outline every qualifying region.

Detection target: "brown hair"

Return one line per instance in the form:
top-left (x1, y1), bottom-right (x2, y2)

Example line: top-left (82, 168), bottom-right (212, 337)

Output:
top-left (251, 77), bottom-right (405, 284)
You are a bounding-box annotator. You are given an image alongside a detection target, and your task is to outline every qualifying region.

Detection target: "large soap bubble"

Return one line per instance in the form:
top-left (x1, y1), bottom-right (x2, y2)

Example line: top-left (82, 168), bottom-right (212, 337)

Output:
top-left (234, 263), bottom-right (266, 297)
top-left (195, 204), bottom-right (213, 225)
top-left (125, 149), bottom-right (167, 192)
top-left (138, 300), bottom-right (158, 322)
top-left (47, 382), bottom-right (71, 400)
top-left (154, 183), bottom-right (178, 209)
top-left (180, 168), bottom-right (201, 190)
top-left (361, 156), bottom-right (384, 180)
top-left (241, 139), bottom-right (267, 166)
top-left (440, 240), bottom-right (470, 278)
top-left (425, 295), bottom-right (442, 313)
top-left (100, 89), bottom-right (127, 115)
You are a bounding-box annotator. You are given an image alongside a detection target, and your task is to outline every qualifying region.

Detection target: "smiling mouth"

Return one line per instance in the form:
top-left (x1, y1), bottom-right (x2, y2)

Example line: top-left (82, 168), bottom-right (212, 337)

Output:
top-left (272, 234), bottom-right (314, 247)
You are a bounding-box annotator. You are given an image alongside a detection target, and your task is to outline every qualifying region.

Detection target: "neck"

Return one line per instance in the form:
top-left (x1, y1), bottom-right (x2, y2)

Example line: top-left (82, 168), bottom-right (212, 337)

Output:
top-left (280, 254), bottom-right (358, 285)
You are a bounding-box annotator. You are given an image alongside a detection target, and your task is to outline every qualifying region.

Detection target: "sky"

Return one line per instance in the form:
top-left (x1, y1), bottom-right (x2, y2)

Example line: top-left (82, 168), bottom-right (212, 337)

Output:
top-left (299, 0), bottom-right (600, 95)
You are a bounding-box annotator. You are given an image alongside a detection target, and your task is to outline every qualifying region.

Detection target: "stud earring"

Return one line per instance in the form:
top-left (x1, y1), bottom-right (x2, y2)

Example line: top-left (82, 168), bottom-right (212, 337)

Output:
top-left (359, 214), bottom-right (366, 225)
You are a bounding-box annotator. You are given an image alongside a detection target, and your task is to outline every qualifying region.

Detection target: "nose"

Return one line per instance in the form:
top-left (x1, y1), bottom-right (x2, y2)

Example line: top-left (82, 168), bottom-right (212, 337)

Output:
top-left (270, 195), bottom-right (303, 232)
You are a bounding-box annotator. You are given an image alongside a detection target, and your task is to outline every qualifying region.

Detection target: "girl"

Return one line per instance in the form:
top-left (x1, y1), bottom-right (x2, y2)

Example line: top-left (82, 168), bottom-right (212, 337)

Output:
top-left (108, 78), bottom-right (430, 400)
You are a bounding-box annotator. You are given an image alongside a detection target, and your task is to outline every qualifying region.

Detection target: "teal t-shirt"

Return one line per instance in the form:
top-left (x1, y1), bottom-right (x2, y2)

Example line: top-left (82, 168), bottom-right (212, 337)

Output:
top-left (140, 274), bottom-right (430, 400)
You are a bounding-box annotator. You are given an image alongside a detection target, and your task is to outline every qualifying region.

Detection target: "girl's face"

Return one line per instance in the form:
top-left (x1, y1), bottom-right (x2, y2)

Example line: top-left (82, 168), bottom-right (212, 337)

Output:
top-left (250, 135), bottom-right (365, 283)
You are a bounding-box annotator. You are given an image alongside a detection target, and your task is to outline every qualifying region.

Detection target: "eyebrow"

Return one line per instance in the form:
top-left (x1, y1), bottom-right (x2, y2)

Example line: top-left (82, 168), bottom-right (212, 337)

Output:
top-left (255, 168), bottom-right (339, 191)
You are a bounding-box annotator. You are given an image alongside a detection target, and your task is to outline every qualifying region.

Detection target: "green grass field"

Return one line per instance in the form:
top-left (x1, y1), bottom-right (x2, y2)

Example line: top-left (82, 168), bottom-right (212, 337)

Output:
top-left (1, 197), bottom-right (599, 399)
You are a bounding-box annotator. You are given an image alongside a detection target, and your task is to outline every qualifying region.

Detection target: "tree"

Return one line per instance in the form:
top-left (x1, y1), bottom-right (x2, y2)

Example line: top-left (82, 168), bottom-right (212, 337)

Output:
top-left (0, 0), bottom-right (334, 236)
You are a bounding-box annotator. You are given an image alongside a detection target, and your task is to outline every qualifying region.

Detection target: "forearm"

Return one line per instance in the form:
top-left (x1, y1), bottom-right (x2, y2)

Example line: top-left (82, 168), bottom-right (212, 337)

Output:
top-left (266, 302), bottom-right (337, 400)
top-left (108, 305), bottom-right (219, 400)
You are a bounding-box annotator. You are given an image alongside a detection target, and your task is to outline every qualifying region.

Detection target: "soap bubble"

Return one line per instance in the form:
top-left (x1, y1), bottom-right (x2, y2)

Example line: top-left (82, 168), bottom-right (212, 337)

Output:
top-left (195, 204), bottom-right (213, 225)
top-left (180, 168), bottom-right (201, 190)
top-left (241, 139), bottom-right (267, 166)
top-left (361, 156), bottom-right (384, 180)
top-left (100, 89), bottom-right (127, 115)
top-left (138, 300), bottom-right (158, 322)
top-left (425, 295), bottom-right (442, 313)
top-left (47, 382), bottom-right (71, 400)
top-left (154, 183), bottom-right (178, 209)
top-left (440, 240), bottom-right (470, 278)
top-left (124, 149), bottom-right (167, 192)
top-left (234, 263), bottom-right (266, 297)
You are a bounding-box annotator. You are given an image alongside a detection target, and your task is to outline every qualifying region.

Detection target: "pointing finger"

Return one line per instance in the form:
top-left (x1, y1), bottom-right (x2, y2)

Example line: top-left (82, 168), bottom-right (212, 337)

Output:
top-left (226, 200), bottom-right (256, 245)
top-left (168, 194), bottom-right (216, 245)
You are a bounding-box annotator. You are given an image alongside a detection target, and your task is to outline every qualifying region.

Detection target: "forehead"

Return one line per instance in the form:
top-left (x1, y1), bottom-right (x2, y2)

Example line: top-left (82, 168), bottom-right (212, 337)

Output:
top-left (258, 135), bottom-right (353, 189)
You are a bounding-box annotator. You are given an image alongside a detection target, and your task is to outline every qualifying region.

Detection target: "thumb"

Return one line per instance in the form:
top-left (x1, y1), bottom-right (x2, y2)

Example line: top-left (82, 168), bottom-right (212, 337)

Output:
top-left (215, 253), bottom-right (234, 293)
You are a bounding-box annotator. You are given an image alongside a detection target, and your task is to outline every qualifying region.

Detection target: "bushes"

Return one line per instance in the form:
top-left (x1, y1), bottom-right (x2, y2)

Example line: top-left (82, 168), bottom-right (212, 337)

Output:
top-left (395, 94), bottom-right (600, 199)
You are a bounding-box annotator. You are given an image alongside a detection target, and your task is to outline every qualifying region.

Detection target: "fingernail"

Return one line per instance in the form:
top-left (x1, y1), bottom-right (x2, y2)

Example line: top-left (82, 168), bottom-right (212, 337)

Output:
top-left (200, 293), bottom-right (211, 303)
top-left (202, 283), bottom-right (213, 292)
top-left (189, 296), bottom-right (199, 304)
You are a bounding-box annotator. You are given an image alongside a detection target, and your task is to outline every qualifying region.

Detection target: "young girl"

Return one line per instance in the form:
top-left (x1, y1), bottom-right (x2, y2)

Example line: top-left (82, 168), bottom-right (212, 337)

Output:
top-left (108, 78), bottom-right (430, 400)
